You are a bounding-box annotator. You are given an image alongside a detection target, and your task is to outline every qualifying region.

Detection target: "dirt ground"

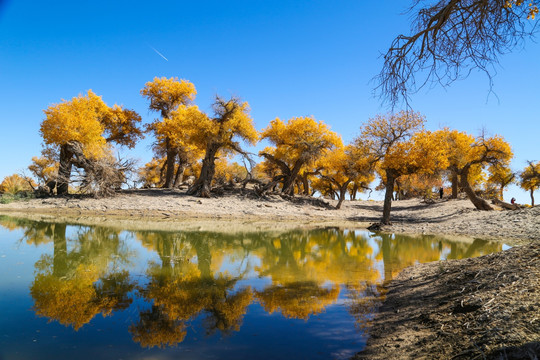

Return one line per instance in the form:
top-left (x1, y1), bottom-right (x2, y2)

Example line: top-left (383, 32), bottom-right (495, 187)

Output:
top-left (1, 188), bottom-right (539, 358)
top-left (355, 243), bottom-right (539, 360)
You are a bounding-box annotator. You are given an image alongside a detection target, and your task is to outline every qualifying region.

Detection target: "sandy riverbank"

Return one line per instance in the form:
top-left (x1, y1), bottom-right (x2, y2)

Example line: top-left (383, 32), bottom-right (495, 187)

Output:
top-left (0, 188), bottom-right (538, 245)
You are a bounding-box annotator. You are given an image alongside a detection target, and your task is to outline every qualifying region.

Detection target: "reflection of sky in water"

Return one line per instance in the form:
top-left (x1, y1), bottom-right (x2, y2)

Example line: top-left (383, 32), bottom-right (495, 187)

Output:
top-left (0, 217), bottom-right (505, 360)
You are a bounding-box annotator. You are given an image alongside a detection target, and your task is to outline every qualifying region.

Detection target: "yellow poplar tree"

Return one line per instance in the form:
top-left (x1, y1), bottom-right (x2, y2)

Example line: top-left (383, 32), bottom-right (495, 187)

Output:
top-left (486, 164), bottom-right (515, 200)
top-left (439, 128), bottom-right (513, 210)
top-left (141, 77), bottom-right (197, 188)
top-left (40, 90), bottom-right (143, 195)
top-left (0, 174), bottom-right (35, 195)
top-left (318, 143), bottom-right (375, 209)
top-left (151, 105), bottom-right (206, 187)
top-left (28, 147), bottom-right (59, 189)
top-left (359, 111), bottom-right (447, 224)
top-left (186, 96), bottom-right (258, 197)
top-left (520, 161), bottom-right (540, 206)
top-left (380, 130), bottom-right (449, 223)
top-left (260, 116), bottom-right (341, 196)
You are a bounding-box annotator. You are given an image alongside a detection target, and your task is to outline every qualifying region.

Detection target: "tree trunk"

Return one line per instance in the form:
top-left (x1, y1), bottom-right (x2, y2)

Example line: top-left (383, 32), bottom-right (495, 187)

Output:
top-left (187, 144), bottom-right (219, 197)
top-left (382, 170), bottom-right (396, 225)
top-left (295, 181), bottom-right (302, 195)
top-left (460, 167), bottom-right (493, 210)
top-left (451, 171), bottom-right (458, 199)
top-left (335, 181), bottom-right (351, 210)
top-left (282, 161), bottom-right (303, 196)
top-left (57, 144), bottom-right (74, 195)
top-left (301, 174), bottom-right (310, 195)
top-left (350, 183), bottom-right (358, 200)
top-left (531, 189), bottom-right (535, 207)
top-left (172, 160), bottom-right (187, 188)
top-left (163, 138), bottom-right (178, 189)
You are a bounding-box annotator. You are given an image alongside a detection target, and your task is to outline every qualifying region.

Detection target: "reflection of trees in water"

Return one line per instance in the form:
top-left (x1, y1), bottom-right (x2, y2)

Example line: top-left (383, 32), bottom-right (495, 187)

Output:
top-left (256, 281), bottom-right (339, 320)
top-left (0, 217), bottom-right (504, 346)
top-left (13, 219), bottom-right (136, 330)
top-left (251, 228), bottom-right (380, 320)
top-left (131, 230), bottom-right (254, 348)
top-left (130, 306), bottom-right (188, 348)
top-left (372, 233), bottom-right (503, 282)
top-left (253, 228), bottom-right (380, 286)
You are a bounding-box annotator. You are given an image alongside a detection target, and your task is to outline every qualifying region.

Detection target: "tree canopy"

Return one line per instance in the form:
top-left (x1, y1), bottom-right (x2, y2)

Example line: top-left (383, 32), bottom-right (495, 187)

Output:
top-left (39, 90), bottom-right (143, 195)
top-left (260, 116), bottom-right (342, 196)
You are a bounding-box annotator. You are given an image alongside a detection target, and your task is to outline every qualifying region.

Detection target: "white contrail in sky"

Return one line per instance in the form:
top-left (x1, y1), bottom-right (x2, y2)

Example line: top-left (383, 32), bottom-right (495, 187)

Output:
top-left (149, 45), bottom-right (169, 61)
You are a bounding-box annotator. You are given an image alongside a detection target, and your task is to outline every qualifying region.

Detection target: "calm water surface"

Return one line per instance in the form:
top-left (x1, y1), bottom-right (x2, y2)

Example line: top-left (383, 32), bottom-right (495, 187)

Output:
top-left (0, 216), bottom-right (504, 360)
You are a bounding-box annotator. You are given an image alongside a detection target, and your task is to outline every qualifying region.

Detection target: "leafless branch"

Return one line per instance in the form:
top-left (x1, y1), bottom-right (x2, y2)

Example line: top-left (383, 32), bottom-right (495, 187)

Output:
top-left (377, 0), bottom-right (538, 107)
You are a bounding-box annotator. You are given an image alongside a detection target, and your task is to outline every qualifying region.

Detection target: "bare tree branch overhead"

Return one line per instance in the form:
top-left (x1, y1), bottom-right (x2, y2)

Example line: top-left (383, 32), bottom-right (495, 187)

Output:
top-left (377, 0), bottom-right (539, 106)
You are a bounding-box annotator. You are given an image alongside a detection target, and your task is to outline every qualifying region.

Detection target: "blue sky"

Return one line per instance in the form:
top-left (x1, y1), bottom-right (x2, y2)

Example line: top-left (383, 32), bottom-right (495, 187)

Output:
top-left (0, 0), bottom-right (538, 203)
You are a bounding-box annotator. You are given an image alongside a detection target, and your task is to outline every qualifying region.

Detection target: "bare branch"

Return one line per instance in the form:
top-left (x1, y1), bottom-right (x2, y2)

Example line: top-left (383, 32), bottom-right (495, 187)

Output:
top-left (377, 0), bottom-right (539, 106)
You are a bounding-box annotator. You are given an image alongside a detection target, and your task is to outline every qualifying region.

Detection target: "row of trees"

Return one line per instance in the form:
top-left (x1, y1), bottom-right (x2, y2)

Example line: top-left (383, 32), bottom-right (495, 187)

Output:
top-left (6, 77), bottom-right (537, 224)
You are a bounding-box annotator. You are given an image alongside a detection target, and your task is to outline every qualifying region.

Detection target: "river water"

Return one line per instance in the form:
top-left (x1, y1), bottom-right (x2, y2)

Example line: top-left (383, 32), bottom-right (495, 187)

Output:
top-left (0, 216), bottom-right (504, 359)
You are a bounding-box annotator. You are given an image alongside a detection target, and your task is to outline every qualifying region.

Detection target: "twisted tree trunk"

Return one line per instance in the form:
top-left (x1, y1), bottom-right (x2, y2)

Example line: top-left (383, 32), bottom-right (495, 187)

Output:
top-left (172, 150), bottom-right (189, 188)
top-left (336, 180), bottom-right (351, 210)
top-left (460, 166), bottom-right (493, 210)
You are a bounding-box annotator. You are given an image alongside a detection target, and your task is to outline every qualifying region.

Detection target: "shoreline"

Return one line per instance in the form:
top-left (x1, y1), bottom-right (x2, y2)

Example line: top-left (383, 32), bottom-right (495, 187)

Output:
top-left (0, 188), bottom-right (538, 245)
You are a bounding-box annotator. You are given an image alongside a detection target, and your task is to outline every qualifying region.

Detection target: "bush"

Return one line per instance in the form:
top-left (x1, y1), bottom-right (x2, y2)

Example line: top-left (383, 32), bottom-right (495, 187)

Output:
top-left (0, 192), bottom-right (34, 204)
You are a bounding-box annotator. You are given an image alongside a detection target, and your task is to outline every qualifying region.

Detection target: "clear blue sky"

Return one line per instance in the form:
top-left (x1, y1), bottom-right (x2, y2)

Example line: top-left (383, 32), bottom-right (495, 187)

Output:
top-left (0, 0), bottom-right (538, 203)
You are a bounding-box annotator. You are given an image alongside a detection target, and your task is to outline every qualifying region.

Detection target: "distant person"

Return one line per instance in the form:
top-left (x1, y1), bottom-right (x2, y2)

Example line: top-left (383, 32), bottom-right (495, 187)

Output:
top-left (511, 197), bottom-right (516, 204)
top-left (439, 187), bottom-right (444, 199)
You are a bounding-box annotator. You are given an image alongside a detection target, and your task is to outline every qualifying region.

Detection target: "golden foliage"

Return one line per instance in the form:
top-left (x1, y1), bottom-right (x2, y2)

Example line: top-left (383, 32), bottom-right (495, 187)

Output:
top-left (40, 90), bottom-right (109, 159)
top-left (256, 282), bottom-right (339, 320)
top-left (439, 129), bottom-right (513, 171)
top-left (486, 164), bottom-right (515, 199)
top-left (317, 143), bottom-right (375, 205)
top-left (0, 174), bottom-right (34, 194)
top-left (150, 105), bottom-right (208, 149)
top-left (31, 265), bottom-right (102, 330)
top-left (213, 159), bottom-right (247, 185)
top-left (140, 77), bottom-right (196, 117)
top-left (504, 0), bottom-right (539, 19)
top-left (189, 97), bottom-right (258, 150)
top-left (261, 116), bottom-right (342, 167)
top-left (360, 111), bottom-right (425, 159)
top-left (520, 161), bottom-right (540, 191)
top-left (395, 173), bottom-right (443, 199)
top-left (40, 90), bottom-right (143, 160)
top-left (130, 308), bottom-right (187, 348)
top-left (28, 149), bottom-right (59, 184)
top-left (139, 158), bottom-right (164, 188)
top-left (101, 106), bottom-right (144, 148)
